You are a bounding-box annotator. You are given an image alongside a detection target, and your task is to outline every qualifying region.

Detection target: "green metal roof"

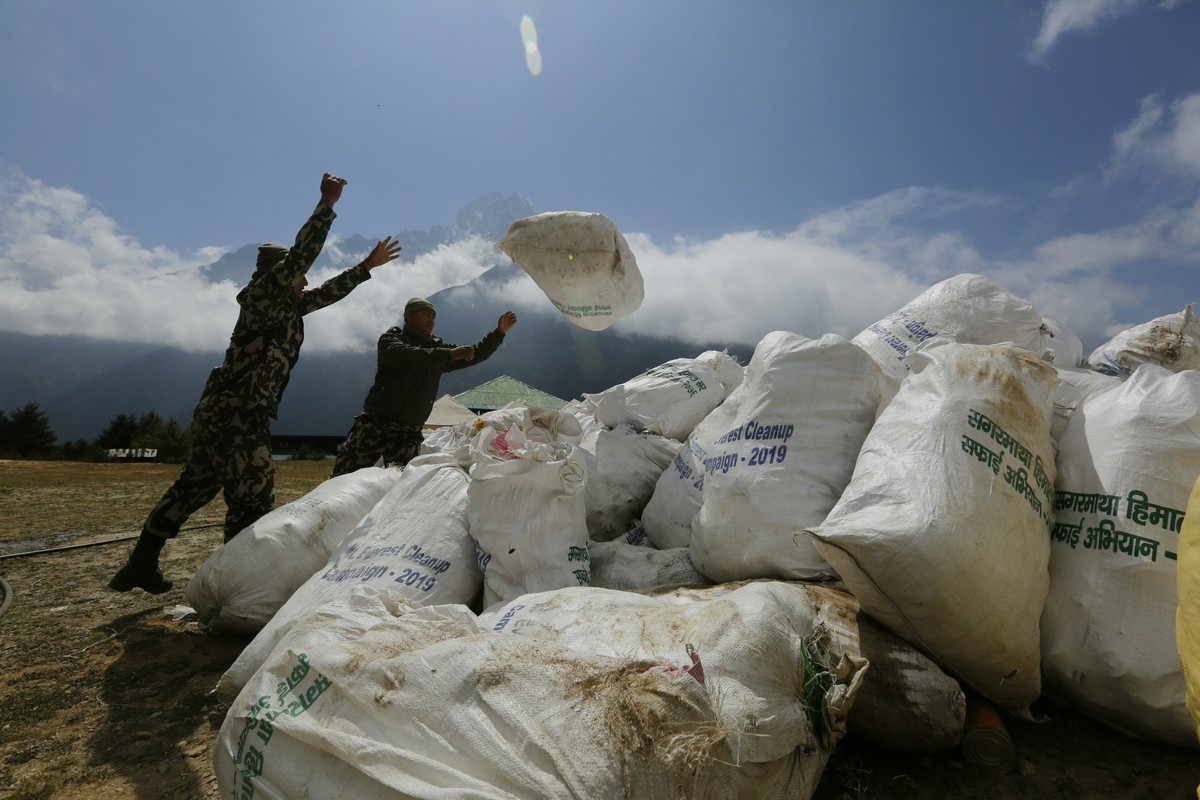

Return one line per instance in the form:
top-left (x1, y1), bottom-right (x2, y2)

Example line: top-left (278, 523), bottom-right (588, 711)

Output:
top-left (453, 375), bottom-right (568, 412)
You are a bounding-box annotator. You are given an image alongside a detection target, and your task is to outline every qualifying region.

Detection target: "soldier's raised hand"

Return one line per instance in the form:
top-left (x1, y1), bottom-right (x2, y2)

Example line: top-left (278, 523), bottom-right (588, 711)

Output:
top-left (497, 311), bottom-right (518, 333)
top-left (320, 173), bottom-right (347, 208)
top-left (364, 236), bottom-right (403, 270)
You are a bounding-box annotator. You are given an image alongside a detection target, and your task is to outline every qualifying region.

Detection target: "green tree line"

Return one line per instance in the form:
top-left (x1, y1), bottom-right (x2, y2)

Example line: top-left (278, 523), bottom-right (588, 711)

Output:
top-left (0, 403), bottom-right (191, 462)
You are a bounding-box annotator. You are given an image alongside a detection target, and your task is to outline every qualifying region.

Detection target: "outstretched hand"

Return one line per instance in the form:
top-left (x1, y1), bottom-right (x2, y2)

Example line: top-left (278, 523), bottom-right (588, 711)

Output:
top-left (497, 310), bottom-right (518, 333)
top-left (320, 172), bottom-right (347, 208)
top-left (364, 236), bottom-right (403, 270)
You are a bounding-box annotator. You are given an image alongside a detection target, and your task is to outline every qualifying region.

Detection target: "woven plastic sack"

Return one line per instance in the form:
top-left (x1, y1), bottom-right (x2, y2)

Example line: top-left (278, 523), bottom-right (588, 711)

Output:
top-left (216, 589), bottom-right (840, 800)
top-left (467, 425), bottom-right (590, 610)
top-left (579, 423), bottom-right (678, 541)
top-left (640, 389), bottom-right (743, 550)
top-left (497, 210), bottom-right (643, 330)
top-left (216, 455), bottom-right (479, 696)
top-left (479, 582), bottom-right (867, 769)
top-left (690, 332), bottom-right (881, 582)
top-left (185, 467), bottom-right (403, 633)
top-left (1045, 364), bottom-right (1200, 748)
top-left (584, 355), bottom-right (728, 442)
top-left (807, 341), bottom-right (1057, 713)
top-left (851, 273), bottom-right (1051, 402)
top-left (1085, 304), bottom-right (1200, 379)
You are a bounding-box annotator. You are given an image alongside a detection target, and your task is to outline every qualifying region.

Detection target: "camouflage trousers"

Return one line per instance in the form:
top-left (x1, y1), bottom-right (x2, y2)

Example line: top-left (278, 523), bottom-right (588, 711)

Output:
top-left (330, 413), bottom-right (423, 478)
top-left (141, 413), bottom-right (275, 543)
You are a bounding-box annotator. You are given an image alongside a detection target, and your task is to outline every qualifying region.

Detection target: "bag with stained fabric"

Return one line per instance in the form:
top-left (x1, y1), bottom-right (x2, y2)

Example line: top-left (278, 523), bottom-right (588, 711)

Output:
top-left (1085, 304), bottom-right (1200, 379)
top-left (807, 341), bottom-right (1057, 714)
top-left (216, 454), bottom-right (478, 696)
top-left (496, 210), bottom-right (643, 331)
top-left (185, 466), bottom-right (404, 633)
top-left (851, 273), bottom-right (1051, 403)
top-left (579, 422), bottom-right (678, 541)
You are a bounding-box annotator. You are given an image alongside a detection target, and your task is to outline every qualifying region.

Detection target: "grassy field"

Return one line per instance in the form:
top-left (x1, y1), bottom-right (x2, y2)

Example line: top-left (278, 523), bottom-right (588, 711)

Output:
top-left (0, 459), bottom-right (333, 800)
top-left (0, 459), bottom-right (333, 551)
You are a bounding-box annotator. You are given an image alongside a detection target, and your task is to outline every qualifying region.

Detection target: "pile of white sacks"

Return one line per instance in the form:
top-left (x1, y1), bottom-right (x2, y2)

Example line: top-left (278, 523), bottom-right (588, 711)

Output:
top-left (187, 273), bottom-right (1200, 799)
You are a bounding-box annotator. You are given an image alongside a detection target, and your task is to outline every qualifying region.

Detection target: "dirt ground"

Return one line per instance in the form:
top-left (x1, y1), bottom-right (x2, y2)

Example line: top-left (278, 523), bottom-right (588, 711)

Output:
top-left (1, 459), bottom-right (1199, 800)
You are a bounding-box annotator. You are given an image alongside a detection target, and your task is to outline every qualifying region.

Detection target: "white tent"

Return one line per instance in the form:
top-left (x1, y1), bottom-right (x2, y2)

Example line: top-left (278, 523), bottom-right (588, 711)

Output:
top-left (424, 394), bottom-right (478, 428)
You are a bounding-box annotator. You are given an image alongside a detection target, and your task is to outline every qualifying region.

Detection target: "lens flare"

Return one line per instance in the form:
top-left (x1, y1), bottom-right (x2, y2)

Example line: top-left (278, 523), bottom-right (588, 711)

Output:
top-left (520, 14), bottom-right (542, 76)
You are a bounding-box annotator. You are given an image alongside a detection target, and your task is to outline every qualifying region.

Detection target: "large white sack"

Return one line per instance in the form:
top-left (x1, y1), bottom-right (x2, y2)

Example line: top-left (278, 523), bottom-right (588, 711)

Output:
top-left (217, 590), bottom-right (835, 800)
top-left (479, 582), bottom-right (866, 772)
top-left (640, 388), bottom-right (743, 551)
top-left (1043, 364), bottom-right (1200, 748)
top-left (583, 355), bottom-right (730, 441)
top-left (806, 341), bottom-right (1058, 713)
top-left (216, 455), bottom-right (479, 696)
top-left (690, 332), bottom-right (882, 583)
top-left (185, 466), bottom-right (403, 633)
top-left (696, 349), bottom-right (746, 394)
top-left (640, 581), bottom-right (967, 756)
top-left (467, 426), bottom-right (590, 610)
top-left (1050, 365), bottom-right (1122, 444)
top-left (420, 402), bottom-right (584, 468)
top-left (497, 210), bottom-right (644, 331)
top-left (1041, 315), bottom-right (1084, 367)
top-left (588, 537), bottom-right (712, 591)
top-left (1085, 304), bottom-right (1200, 379)
top-left (579, 422), bottom-right (678, 541)
top-left (812, 585), bottom-right (967, 755)
top-left (851, 273), bottom-right (1051, 401)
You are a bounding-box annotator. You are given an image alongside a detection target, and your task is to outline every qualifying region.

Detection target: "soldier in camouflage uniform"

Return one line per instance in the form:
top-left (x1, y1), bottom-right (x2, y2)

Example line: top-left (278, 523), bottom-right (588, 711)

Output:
top-left (109, 172), bottom-right (403, 594)
top-left (330, 298), bottom-right (517, 477)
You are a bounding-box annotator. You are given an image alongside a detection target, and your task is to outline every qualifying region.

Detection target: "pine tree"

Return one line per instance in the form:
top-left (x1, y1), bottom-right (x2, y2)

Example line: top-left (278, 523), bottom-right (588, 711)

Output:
top-left (0, 403), bottom-right (58, 458)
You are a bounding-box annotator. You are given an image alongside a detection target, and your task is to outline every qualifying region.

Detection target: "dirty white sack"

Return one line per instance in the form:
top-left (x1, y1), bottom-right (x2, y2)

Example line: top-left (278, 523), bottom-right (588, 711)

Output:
top-left (1085, 304), bottom-right (1200, 379)
top-left (497, 210), bottom-right (643, 330)
top-left (1043, 364), bottom-right (1200, 748)
top-left (467, 425), bottom-right (590, 611)
top-left (185, 466), bottom-right (403, 633)
top-left (807, 341), bottom-right (1057, 713)
top-left (216, 454), bottom-right (478, 696)
top-left (690, 332), bottom-right (881, 582)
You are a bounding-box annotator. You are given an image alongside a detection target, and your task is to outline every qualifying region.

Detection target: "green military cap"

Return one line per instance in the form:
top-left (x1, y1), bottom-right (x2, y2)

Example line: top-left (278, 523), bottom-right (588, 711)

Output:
top-left (405, 297), bottom-right (436, 314)
top-left (256, 243), bottom-right (290, 271)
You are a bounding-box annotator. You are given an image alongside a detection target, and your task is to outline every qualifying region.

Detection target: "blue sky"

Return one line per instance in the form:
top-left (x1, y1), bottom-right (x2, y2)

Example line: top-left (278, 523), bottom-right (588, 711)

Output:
top-left (2, 0), bottom-right (1199, 359)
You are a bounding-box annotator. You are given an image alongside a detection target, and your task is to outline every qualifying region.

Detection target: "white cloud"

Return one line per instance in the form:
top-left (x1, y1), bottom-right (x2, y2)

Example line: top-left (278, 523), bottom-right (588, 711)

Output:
top-left (301, 237), bottom-right (498, 353)
top-left (1165, 93), bottom-right (1200, 172)
top-left (0, 168), bottom-right (238, 350)
top-left (1107, 91), bottom-right (1200, 180)
top-left (2, 166), bottom-right (1197, 362)
top-left (1028, 0), bottom-right (1146, 63)
top-left (0, 166), bottom-right (502, 354)
top-left (609, 230), bottom-right (925, 347)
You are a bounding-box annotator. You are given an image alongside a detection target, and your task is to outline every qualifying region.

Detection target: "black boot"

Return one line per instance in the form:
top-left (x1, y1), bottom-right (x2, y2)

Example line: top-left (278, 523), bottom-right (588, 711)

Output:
top-left (108, 532), bottom-right (173, 594)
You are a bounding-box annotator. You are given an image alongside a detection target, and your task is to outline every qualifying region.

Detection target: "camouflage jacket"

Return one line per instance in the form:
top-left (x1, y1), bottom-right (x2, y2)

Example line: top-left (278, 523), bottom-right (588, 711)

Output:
top-left (195, 205), bottom-right (371, 426)
top-left (361, 324), bottom-right (505, 425)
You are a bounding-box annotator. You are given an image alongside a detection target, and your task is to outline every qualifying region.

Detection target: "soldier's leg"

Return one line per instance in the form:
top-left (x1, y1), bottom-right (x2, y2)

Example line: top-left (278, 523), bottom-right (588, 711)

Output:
top-left (330, 415), bottom-right (389, 478)
top-left (217, 426), bottom-right (275, 543)
top-left (110, 435), bottom-right (220, 593)
top-left (387, 424), bottom-right (425, 468)
top-left (141, 446), bottom-right (222, 539)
